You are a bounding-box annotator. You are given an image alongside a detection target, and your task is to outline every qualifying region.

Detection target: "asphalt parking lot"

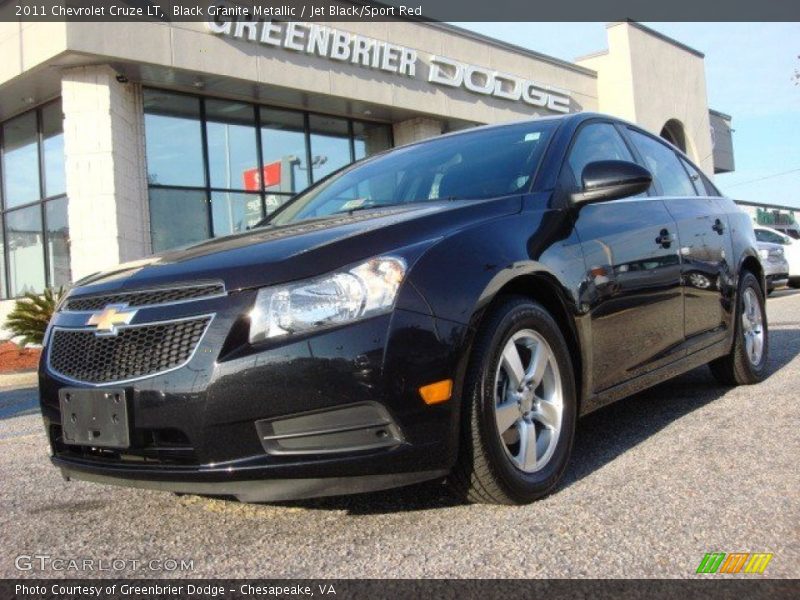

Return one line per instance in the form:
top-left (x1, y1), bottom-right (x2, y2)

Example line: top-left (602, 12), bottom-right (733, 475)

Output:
top-left (1, 291), bottom-right (798, 579)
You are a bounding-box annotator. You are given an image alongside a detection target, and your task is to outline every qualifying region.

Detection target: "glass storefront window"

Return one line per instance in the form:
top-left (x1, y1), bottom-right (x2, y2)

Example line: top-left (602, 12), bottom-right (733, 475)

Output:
top-left (2, 111), bottom-right (40, 208)
top-left (211, 191), bottom-right (263, 236)
top-left (206, 100), bottom-right (258, 190)
top-left (353, 122), bottom-right (392, 160)
top-left (265, 193), bottom-right (292, 216)
top-left (0, 100), bottom-right (69, 297)
top-left (45, 196), bottom-right (71, 287)
top-left (144, 90), bottom-right (204, 187)
top-left (149, 188), bottom-right (210, 253)
top-left (144, 89), bottom-right (393, 252)
top-left (42, 101), bottom-right (66, 198)
top-left (260, 108), bottom-right (307, 193)
top-left (0, 225), bottom-right (5, 299)
top-left (6, 205), bottom-right (45, 296)
top-left (309, 115), bottom-right (352, 182)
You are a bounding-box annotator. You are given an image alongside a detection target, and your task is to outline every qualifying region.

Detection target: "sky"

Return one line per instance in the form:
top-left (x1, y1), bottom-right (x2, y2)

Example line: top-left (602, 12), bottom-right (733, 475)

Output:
top-left (453, 22), bottom-right (800, 208)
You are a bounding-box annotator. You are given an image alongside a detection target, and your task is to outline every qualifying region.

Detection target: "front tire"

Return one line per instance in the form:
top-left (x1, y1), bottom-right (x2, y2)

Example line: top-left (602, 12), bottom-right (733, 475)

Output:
top-left (450, 296), bottom-right (577, 505)
top-left (709, 271), bottom-right (768, 385)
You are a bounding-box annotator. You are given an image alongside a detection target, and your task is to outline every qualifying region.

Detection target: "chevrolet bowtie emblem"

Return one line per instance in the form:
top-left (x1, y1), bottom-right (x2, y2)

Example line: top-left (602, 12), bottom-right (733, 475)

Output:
top-left (86, 304), bottom-right (138, 335)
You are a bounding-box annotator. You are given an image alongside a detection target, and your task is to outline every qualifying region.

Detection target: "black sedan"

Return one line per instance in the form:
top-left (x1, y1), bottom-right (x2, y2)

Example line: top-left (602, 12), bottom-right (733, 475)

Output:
top-left (40, 112), bottom-right (767, 505)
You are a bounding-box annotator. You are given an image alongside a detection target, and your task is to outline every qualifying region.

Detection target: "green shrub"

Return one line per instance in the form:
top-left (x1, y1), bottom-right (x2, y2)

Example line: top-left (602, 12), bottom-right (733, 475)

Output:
top-left (4, 287), bottom-right (64, 347)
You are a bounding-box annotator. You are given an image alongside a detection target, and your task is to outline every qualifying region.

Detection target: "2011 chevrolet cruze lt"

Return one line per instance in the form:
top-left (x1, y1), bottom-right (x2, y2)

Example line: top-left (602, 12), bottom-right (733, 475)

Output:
top-left (40, 113), bottom-right (768, 505)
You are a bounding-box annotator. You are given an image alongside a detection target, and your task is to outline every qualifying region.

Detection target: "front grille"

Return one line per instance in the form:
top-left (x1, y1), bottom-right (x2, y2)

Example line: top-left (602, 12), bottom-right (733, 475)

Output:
top-left (48, 317), bottom-right (211, 384)
top-left (63, 283), bottom-right (225, 312)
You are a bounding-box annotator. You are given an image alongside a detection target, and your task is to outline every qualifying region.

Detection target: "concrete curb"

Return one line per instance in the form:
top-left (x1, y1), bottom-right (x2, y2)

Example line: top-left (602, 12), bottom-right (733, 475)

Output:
top-left (0, 371), bottom-right (38, 391)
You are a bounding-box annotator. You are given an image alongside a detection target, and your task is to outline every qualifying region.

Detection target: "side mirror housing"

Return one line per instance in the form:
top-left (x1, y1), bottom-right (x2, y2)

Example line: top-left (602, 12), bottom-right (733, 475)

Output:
top-left (570, 160), bottom-right (652, 206)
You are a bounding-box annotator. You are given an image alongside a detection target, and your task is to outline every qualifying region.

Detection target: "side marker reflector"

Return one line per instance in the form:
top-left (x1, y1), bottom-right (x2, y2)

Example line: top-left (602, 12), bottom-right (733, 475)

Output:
top-left (419, 379), bottom-right (453, 405)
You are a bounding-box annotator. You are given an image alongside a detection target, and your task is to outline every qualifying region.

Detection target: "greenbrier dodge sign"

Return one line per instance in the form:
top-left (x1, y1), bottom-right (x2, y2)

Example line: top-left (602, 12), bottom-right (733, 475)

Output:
top-left (206, 19), bottom-right (572, 113)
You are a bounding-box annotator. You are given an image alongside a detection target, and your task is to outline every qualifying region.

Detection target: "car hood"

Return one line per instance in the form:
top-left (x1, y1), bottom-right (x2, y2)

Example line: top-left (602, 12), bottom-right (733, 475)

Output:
top-left (756, 241), bottom-right (783, 251)
top-left (69, 196), bottom-right (523, 296)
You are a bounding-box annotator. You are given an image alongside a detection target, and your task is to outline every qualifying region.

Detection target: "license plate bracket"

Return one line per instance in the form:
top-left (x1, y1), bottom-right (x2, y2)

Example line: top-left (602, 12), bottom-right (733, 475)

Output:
top-left (59, 388), bottom-right (130, 448)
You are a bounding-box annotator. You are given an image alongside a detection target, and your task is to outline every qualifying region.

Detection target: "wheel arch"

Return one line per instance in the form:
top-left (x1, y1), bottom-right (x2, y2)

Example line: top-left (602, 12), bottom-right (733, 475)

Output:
top-left (740, 254), bottom-right (765, 295)
top-left (459, 272), bottom-right (585, 414)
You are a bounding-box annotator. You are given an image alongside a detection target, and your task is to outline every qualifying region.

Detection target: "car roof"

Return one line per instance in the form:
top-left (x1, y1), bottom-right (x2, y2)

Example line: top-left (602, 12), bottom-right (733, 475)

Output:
top-left (755, 225), bottom-right (788, 236)
top-left (395, 111), bottom-right (607, 151)
top-left (394, 111), bottom-right (700, 166)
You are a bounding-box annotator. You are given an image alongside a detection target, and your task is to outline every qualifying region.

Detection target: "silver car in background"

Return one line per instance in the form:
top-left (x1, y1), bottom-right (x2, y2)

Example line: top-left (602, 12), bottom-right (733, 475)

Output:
top-left (755, 226), bottom-right (800, 288)
top-left (757, 241), bottom-right (789, 294)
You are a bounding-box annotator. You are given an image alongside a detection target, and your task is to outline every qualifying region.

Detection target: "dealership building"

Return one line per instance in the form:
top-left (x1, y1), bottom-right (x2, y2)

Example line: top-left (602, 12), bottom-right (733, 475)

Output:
top-left (0, 16), bottom-right (736, 322)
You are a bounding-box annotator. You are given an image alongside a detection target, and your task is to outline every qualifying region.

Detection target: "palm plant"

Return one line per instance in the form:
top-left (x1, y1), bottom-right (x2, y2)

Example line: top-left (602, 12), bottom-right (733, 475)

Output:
top-left (4, 287), bottom-right (64, 347)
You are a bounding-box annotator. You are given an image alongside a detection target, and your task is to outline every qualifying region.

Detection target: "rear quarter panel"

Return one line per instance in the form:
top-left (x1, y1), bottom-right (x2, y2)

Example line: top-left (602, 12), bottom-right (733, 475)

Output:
top-left (719, 198), bottom-right (764, 292)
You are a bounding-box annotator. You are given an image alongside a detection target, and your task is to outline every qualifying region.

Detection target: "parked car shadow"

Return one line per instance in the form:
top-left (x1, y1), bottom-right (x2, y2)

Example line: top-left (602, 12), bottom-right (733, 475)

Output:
top-left (0, 386), bottom-right (39, 420)
top-left (268, 327), bottom-right (799, 515)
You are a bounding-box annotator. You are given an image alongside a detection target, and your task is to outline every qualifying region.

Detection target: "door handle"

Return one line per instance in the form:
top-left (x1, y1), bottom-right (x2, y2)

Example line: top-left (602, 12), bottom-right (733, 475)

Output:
top-left (712, 218), bottom-right (725, 235)
top-left (655, 228), bottom-right (674, 249)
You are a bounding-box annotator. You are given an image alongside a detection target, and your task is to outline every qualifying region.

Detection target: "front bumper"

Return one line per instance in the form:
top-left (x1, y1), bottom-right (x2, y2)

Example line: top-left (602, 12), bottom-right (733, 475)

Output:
top-left (55, 462), bottom-right (447, 503)
top-left (39, 290), bottom-right (467, 500)
top-left (766, 273), bottom-right (789, 289)
top-left (763, 257), bottom-right (790, 290)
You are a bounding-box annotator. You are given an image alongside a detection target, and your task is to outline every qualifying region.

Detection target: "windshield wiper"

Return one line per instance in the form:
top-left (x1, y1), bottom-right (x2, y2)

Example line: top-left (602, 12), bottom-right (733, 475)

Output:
top-left (334, 202), bottom-right (407, 215)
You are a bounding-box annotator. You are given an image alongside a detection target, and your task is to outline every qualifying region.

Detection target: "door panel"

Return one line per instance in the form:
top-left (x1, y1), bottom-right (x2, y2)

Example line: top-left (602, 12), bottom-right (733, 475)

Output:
top-left (575, 198), bottom-right (684, 393)
top-left (664, 197), bottom-right (735, 347)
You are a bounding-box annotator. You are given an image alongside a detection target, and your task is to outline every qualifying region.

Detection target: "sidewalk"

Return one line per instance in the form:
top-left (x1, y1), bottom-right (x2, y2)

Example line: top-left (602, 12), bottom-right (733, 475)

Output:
top-left (0, 370), bottom-right (38, 391)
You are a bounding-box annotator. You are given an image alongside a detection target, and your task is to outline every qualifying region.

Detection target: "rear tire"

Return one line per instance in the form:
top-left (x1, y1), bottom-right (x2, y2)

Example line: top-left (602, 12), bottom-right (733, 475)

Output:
top-left (709, 271), bottom-right (768, 385)
top-left (450, 296), bottom-right (577, 505)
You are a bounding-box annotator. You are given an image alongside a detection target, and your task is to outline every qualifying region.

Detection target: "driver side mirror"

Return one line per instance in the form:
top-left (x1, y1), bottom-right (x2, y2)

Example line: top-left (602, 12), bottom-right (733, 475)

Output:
top-left (570, 160), bottom-right (652, 207)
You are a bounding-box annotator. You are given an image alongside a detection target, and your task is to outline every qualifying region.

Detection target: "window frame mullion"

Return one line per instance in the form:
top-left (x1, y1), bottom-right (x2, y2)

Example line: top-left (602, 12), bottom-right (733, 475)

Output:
top-left (198, 97), bottom-right (214, 239)
top-left (37, 106), bottom-right (52, 289)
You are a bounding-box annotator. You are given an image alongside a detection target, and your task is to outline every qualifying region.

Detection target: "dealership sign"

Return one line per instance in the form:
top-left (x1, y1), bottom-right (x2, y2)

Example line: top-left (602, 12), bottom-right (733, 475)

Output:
top-left (243, 161), bottom-right (282, 191)
top-left (206, 19), bottom-right (572, 113)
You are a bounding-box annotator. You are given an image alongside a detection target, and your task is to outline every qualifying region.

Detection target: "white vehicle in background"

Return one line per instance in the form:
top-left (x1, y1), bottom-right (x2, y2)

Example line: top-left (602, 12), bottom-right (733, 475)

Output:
top-left (754, 226), bottom-right (800, 288)
top-left (756, 241), bottom-right (789, 294)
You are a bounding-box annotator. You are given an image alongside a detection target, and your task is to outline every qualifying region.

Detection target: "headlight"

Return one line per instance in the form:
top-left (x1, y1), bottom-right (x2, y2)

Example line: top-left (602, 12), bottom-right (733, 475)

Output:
top-left (758, 248), bottom-right (769, 260)
top-left (249, 256), bottom-right (407, 342)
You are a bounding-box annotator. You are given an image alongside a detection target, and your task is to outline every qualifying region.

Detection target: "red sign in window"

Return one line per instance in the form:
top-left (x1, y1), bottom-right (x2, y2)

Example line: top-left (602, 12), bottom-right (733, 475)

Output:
top-left (243, 161), bottom-right (282, 191)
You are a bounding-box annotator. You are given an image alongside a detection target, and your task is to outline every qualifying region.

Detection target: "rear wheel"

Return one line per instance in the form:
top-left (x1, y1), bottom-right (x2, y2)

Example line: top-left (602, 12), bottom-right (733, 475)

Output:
top-left (709, 271), bottom-right (768, 385)
top-left (450, 296), bottom-right (577, 505)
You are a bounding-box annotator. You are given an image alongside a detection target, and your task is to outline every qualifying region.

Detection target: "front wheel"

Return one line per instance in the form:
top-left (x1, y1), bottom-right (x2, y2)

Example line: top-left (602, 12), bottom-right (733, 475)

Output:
top-left (450, 296), bottom-right (577, 505)
top-left (709, 271), bottom-right (768, 385)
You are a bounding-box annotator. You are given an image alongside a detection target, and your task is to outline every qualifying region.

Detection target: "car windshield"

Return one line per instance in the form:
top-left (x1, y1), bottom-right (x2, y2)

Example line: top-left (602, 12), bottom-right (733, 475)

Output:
top-left (263, 120), bottom-right (557, 226)
top-left (756, 228), bottom-right (789, 245)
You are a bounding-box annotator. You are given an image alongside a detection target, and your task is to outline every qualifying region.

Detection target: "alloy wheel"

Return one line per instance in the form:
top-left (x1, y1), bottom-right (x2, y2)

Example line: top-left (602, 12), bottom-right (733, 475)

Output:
top-left (741, 287), bottom-right (765, 366)
top-left (493, 329), bottom-right (563, 473)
